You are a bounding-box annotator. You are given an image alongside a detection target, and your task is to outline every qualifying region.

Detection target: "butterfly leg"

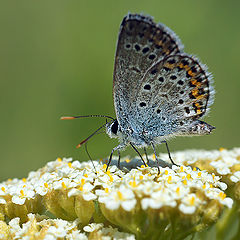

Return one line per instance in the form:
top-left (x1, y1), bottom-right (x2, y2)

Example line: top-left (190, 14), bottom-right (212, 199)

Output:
top-left (143, 147), bottom-right (149, 164)
top-left (117, 150), bottom-right (121, 168)
top-left (129, 142), bottom-right (147, 167)
top-left (106, 143), bottom-right (125, 171)
top-left (151, 143), bottom-right (160, 174)
top-left (162, 141), bottom-right (179, 166)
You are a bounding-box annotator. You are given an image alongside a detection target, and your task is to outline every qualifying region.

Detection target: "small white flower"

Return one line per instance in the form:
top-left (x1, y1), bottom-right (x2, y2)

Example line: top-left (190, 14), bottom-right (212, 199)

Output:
top-left (52, 178), bottom-right (76, 190)
top-left (0, 184), bottom-right (7, 195)
top-left (68, 182), bottom-right (96, 201)
top-left (210, 161), bottom-right (231, 175)
top-left (35, 180), bottom-right (50, 196)
top-left (9, 217), bottom-right (21, 231)
top-left (98, 185), bottom-right (136, 211)
top-left (179, 193), bottom-right (201, 214)
top-left (230, 171), bottom-right (240, 183)
top-left (67, 231), bottom-right (88, 240)
top-left (141, 189), bottom-right (177, 210)
top-left (0, 197), bottom-right (6, 204)
top-left (47, 226), bottom-right (67, 238)
top-left (221, 197), bottom-right (233, 208)
top-left (83, 223), bottom-right (103, 232)
top-left (11, 186), bottom-right (35, 205)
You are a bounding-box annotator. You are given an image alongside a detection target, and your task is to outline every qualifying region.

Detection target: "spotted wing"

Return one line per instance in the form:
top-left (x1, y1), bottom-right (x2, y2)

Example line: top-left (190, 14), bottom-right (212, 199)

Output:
top-left (134, 54), bottom-right (214, 137)
top-left (113, 13), bottom-right (183, 131)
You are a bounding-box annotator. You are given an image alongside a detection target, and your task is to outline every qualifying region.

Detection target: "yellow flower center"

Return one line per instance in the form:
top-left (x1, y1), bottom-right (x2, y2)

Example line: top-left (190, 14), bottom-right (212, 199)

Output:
top-left (129, 181), bottom-right (137, 188)
top-left (117, 191), bottom-right (124, 201)
top-left (103, 164), bottom-right (107, 170)
top-left (176, 187), bottom-right (180, 196)
top-left (189, 196), bottom-right (195, 206)
top-left (219, 192), bottom-right (226, 200)
top-left (167, 176), bottom-right (172, 184)
top-left (219, 147), bottom-right (226, 152)
top-left (20, 190), bottom-right (25, 197)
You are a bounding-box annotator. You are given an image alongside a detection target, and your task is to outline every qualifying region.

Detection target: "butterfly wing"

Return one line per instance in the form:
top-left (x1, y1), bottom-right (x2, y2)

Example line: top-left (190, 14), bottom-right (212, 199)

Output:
top-left (113, 14), bottom-right (183, 132)
top-left (134, 54), bottom-right (214, 139)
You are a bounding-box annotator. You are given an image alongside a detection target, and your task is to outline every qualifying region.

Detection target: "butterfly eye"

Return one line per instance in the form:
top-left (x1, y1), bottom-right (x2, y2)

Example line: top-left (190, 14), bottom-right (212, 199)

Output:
top-left (111, 120), bottom-right (119, 135)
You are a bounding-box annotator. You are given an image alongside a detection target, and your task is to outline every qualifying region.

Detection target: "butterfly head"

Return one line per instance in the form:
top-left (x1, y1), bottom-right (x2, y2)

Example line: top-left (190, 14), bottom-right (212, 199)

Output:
top-left (106, 119), bottom-right (121, 139)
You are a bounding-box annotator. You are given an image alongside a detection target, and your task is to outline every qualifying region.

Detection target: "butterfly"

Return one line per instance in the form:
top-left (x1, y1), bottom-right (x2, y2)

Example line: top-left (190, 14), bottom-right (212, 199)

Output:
top-left (62, 13), bottom-right (215, 171)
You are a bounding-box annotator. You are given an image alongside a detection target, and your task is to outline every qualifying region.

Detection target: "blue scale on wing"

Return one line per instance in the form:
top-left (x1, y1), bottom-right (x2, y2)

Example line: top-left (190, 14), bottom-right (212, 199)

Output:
top-left (134, 54), bottom-right (214, 136)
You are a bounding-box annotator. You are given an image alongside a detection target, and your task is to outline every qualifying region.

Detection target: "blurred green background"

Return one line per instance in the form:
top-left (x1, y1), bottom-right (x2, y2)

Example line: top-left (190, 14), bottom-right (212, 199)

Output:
top-left (0, 0), bottom-right (239, 181)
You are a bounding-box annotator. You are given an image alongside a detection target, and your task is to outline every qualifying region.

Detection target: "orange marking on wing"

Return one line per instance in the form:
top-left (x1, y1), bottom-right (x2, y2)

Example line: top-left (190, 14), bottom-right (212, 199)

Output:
top-left (164, 62), bottom-right (174, 69)
top-left (197, 109), bottom-right (202, 114)
top-left (187, 70), bottom-right (195, 77)
top-left (178, 63), bottom-right (184, 69)
top-left (192, 88), bottom-right (199, 97)
top-left (178, 63), bottom-right (191, 71)
top-left (191, 79), bottom-right (197, 85)
top-left (196, 94), bottom-right (205, 100)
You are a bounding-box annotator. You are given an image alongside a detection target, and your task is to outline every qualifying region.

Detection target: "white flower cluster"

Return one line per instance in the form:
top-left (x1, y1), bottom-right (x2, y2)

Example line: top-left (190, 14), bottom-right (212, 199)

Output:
top-left (0, 155), bottom-right (233, 215)
top-left (96, 164), bottom-right (232, 214)
top-left (2, 149), bottom-right (240, 239)
top-left (3, 213), bottom-right (135, 240)
top-left (159, 148), bottom-right (240, 183)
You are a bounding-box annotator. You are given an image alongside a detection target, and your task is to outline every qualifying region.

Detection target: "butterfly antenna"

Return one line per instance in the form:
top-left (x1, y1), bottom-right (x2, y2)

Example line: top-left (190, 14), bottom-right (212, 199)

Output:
top-left (75, 121), bottom-right (113, 148)
top-left (61, 115), bottom-right (115, 120)
top-left (84, 141), bottom-right (97, 173)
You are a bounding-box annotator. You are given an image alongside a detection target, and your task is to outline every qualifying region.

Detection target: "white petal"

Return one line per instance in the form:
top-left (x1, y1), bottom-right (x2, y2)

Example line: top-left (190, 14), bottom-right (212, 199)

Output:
top-left (68, 188), bottom-right (79, 197)
top-left (82, 192), bottom-right (97, 201)
top-left (221, 197), bottom-right (233, 208)
top-left (12, 195), bottom-right (25, 205)
top-left (0, 198), bottom-right (6, 204)
top-left (121, 199), bottom-right (136, 211)
top-left (230, 175), bottom-right (239, 183)
top-left (179, 204), bottom-right (196, 214)
top-left (105, 200), bottom-right (120, 210)
top-left (217, 182), bottom-right (227, 191)
top-left (141, 198), bottom-right (150, 210)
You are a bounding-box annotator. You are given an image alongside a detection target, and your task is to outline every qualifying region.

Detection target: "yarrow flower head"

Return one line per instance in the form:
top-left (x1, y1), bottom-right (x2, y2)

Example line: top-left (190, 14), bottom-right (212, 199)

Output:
top-left (1, 149), bottom-right (240, 239)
